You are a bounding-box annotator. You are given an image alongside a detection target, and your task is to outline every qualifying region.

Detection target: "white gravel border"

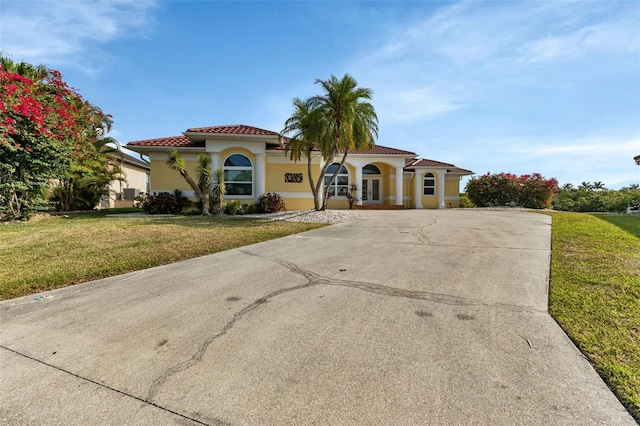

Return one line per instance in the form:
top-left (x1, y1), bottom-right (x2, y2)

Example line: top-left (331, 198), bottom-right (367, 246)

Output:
top-left (241, 209), bottom-right (358, 224)
top-left (106, 210), bottom-right (358, 224)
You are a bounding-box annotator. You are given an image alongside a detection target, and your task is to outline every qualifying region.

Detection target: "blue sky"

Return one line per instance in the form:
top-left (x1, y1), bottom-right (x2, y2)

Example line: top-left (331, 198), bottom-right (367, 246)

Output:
top-left (2, 0), bottom-right (639, 189)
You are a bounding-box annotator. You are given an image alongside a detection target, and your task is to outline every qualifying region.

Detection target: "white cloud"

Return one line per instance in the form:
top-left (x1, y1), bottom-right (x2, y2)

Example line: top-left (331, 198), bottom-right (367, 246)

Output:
top-left (0, 0), bottom-right (158, 68)
top-left (375, 86), bottom-right (465, 124)
top-left (521, 20), bottom-right (640, 63)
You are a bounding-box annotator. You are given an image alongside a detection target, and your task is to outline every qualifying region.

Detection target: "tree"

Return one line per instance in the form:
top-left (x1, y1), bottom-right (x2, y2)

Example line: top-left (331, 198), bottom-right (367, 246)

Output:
top-left (1, 56), bottom-right (113, 219)
top-left (52, 137), bottom-right (124, 211)
top-left (166, 149), bottom-right (211, 215)
top-left (282, 97), bottom-right (324, 210)
top-left (579, 181), bottom-right (594, 191)
top-left (593, 181), bottom-right (606, 191)
top-left (282, 74), bottom-right (378, 210)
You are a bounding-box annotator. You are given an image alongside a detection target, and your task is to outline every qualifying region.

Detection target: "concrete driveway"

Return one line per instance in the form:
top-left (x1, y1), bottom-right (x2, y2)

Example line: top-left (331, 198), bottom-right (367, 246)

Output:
top-left (1, 210), bottom-right (634, 425)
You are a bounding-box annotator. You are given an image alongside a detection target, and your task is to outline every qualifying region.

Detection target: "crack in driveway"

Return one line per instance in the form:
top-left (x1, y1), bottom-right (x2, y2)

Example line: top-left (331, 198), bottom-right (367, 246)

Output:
top-left (146, 250), bottom-right (544, 402)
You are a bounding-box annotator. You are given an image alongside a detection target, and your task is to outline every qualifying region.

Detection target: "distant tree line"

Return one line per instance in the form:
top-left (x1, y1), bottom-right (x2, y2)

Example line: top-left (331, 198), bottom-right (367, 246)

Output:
top-left (552, 182), bottom-right (639, 212)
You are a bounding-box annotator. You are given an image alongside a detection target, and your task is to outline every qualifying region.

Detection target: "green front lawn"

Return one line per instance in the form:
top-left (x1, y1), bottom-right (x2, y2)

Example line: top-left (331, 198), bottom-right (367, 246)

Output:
top-left (0, 212), bottom-right (325, 300)
top-left (547, 212), bottom-right (639, 421)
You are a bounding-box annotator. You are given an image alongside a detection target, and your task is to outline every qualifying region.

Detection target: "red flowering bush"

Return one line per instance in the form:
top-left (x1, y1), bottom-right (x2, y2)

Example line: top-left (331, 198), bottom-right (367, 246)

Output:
top-left (1, 60), bottom-right (112, 219)
top-left (465, 172), bottom-right (558, 209)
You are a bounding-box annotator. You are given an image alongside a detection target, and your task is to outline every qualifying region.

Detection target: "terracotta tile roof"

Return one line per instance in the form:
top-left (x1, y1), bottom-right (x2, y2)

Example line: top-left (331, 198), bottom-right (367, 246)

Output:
top-left (446, 167), bottom-right (474, 174)
top-left (126, 136), bottom-right (204, 148)
top-left (404, 158), bottom-right (473, 175)
top-left (266, 143), bottom-right (414, 155)
top-left (185, 124), bottom-right (279, 136)
top-left (405, 158), bottom-right (455, 168)
top-left (346, 144), bottom-right (417, 155)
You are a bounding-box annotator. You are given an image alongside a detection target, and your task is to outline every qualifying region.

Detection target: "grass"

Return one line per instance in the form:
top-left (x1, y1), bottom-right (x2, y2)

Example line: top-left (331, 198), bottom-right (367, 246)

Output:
top-left (547, 211), bottom-right (639, 421)
top-left (0, 211), bottom-right (326, 300)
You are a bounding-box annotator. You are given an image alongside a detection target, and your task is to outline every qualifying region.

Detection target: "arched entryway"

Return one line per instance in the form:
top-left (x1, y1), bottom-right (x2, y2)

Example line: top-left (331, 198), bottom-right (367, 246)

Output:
top-left (361, 164), bottom-right (382, 205)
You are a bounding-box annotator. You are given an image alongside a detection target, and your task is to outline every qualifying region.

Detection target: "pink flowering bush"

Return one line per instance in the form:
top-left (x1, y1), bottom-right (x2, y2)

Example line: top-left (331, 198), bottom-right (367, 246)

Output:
top-left (1, 61), bottom-right (112, 219)
top-left (465, 172), bottom-right (558, 209)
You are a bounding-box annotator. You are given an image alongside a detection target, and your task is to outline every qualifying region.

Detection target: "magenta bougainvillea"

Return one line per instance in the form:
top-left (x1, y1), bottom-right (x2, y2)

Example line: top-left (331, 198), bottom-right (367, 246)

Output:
top-left (465, 172), bottom-right (558, 209)
top-left (1, 64), bottom-right (112, 219)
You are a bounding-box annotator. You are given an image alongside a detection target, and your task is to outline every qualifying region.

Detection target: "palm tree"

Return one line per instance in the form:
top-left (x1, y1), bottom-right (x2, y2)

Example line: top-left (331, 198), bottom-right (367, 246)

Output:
top-left (282, 74), bottom-right (378, 210)
top-left (212, 168), bottom-right (226, 213)
top-left (167, 149), bottom-right (211, 215)
top-left (593, 181), bottom-right (606, 191)
top-left (282, 97), bottom-right (325, 210)
top-left (579, 181), bottom-right (594, 191)
top-left (0, 55), bottom-right (48, 80)
top-left (310, 74), bottom-right (378, 209)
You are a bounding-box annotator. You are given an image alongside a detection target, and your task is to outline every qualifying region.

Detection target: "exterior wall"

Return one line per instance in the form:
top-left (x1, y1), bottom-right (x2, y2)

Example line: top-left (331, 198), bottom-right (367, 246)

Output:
top-left (417, 170), bottom-right (441, 209)
top-left (402, 172), bottom-right (464, 209)
top-left (403, 173), bottom-right (414, 208)
top-left (104, 162), bottom-right (149, 208)
top-left (265, 153), bottom-right (322, 210)
top-left (150, 158), bottom-right (200, 193)
top-left (445, 176), bottom-right (462, 208)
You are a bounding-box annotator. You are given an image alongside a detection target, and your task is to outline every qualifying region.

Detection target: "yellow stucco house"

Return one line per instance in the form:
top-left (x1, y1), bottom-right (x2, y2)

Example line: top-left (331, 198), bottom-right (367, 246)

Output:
top-left (126, 124), bottom-right (473, 210)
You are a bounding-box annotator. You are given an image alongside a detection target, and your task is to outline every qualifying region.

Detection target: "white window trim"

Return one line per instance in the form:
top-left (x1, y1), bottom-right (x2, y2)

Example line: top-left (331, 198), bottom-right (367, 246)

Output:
top-left (223, 154), bottom-right (254, 197)
top-left (324, 163), bottom-right (350, 199)
top-left (423, 172), bottom-right (436, 197)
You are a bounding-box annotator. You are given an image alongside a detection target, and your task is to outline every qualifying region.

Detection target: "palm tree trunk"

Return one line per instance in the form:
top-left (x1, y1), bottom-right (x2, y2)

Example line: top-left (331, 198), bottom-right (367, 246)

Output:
top-left (321, 147), bottom-right (348, 210)
top-left (306, 149), bottom-right (322, 211)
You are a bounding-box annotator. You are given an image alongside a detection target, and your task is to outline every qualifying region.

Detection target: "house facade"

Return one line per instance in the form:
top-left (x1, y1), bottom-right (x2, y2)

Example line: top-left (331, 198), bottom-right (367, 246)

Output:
top-left (100, 152), bottom-right (150, 208)
top-left (126, 124), bottom-right (473, 210)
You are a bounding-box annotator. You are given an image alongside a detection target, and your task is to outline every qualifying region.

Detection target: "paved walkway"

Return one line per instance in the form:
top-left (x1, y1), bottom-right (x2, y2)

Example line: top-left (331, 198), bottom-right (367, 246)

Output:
top-left (1, 210), bottom-right (635, 425)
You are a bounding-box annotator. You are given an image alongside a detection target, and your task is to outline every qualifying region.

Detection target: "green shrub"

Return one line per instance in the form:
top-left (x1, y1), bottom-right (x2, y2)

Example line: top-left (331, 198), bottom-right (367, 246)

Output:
top-left (256, 193), bottom-right (286, 213)
top-left (243, 203), bottom-right (258, 214)
top-left (224, 200), bottom-right (241, 215)
top-left (459, 193), bottom-right (474, 208)
top-left (173, 189), bottom-right (189, 211)
top-left (134, 192), bottom-right (182, 214)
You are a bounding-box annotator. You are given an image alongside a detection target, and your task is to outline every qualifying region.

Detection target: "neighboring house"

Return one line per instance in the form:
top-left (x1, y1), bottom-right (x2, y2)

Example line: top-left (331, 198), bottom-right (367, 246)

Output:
top-left (101, 152), bottom-right (150, 208)
top-left (126, 124), bottom-right (473, 210)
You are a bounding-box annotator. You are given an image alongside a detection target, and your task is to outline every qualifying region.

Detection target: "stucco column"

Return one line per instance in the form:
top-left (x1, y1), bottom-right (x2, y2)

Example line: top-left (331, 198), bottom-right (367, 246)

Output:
top-left (395, 166), bottom-right (403, 205)
top-left (414, 171), bottom-right (423, 209)
top-left (210, 152), bottom-right (220, 172)
top-left (438, 171), bottom-right (446, 209)
top-left (210, 153), bottom-right (220, 196)
top-left (355, 165), bottom-right (363, 205)
top-left (255, 153), bottom-right (266, 198)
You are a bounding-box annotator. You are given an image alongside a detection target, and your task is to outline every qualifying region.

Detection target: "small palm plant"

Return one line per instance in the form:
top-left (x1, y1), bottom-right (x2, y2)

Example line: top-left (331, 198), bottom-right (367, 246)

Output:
top-left (212, 168), bottom-right (226, 214)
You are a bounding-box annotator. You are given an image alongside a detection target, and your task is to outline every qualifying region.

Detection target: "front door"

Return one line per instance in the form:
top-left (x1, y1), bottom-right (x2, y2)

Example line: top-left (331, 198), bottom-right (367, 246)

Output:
top-left (362, 178), bottom-right (381, 205)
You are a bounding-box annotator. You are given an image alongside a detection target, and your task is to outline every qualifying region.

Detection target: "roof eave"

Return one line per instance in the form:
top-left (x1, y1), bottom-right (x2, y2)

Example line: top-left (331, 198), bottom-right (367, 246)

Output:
top-left (126, 145), bottom-right (205, 152)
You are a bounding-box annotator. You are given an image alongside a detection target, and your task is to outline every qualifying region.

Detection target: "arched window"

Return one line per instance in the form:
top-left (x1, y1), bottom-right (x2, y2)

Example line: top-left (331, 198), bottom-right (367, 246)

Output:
top-left (224, 154), bottom-right (253, 196)
top-left (423, 172), bottom-right (435, 196)
top-left (324, 163), bottom-right (349, 197)
top-left (363, 164), bottom-right (381, 175)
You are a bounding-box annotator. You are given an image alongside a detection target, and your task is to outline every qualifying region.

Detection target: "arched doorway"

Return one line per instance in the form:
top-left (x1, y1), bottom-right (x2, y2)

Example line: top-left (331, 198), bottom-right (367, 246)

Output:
top-left (362, 164), bottom-right (382, 205)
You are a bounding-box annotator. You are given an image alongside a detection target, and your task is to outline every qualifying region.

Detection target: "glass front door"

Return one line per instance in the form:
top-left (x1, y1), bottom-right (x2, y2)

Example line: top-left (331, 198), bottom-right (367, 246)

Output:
top-left (362, 178), bottom-right (381, 204)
